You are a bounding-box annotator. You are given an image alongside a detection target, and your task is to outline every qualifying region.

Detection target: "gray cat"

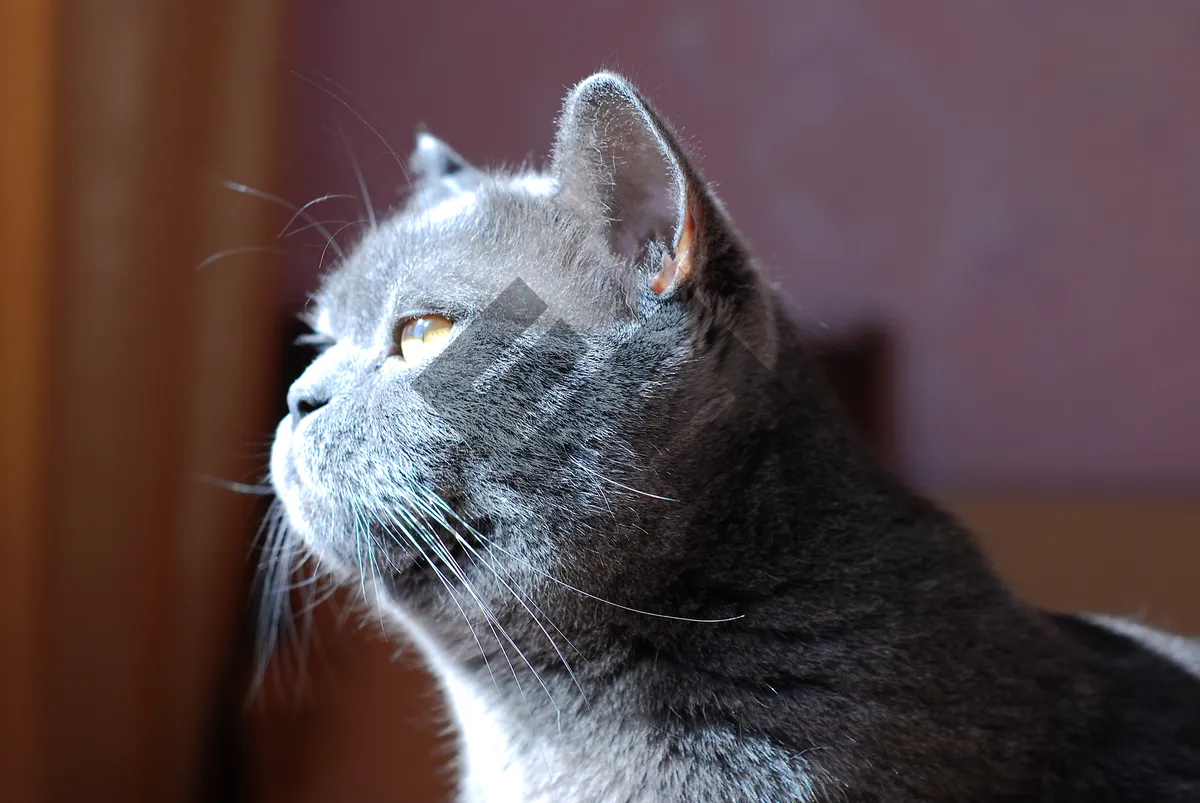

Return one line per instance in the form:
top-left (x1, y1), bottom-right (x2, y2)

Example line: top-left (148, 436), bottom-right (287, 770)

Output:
top-left (267, 72), bottom-right (1200, 802)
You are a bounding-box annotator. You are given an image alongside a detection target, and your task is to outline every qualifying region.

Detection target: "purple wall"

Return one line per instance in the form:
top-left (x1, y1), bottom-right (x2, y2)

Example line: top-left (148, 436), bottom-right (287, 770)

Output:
top-left (284, 1), bottom-right (1200, 494)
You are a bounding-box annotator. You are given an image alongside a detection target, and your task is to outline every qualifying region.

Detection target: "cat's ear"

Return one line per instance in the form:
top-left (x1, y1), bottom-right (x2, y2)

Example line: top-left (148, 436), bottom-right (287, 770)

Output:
top-left (402, 129), bottom-right (483, 213)
top-left (409, 129), bottom-right (476, 181)
top-left (550, 72), bottom-right (729, 296)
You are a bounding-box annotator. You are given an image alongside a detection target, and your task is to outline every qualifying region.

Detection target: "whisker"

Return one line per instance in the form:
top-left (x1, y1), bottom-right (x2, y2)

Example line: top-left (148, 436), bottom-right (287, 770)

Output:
top-left (337, 121), bottom-right (378, 230)
top-left (196, 245), bottom-right (288, 271)
top-left (349, 500), bottom-right (376, 624)
top-left (318, 220), bottom-right (368, 273)
top-left (457, 534), bottom-right (594, 675)
top-left (282, 219), bottom-right (354, 239)
top-left (376, 509), bottom-right (506, 700)
top-left (574, 460), bottom-right (678, 502)
top-left (399, 519), bottom-right (549, 734)
top-left (293, 581), bottom-right (341, 625)
top-left (291, 70), bottom-right (409, 179)
top-left (359, 506), bottom-right (391, 638)
top-left (189, 472), bottom-right (276, 496)
top-left (278, 525), bottom-right (316, 703)
top-left (394, 501), bottom-right (562, 721)
top-left (424, 493), bottom-right (742, 624)
top-left (412, 493), bottom-right (588, 722)
top-left (399, 504), bottom-right (565, 773)
top-left (455, 530), bottom-right (593, 719)
top-left (215, 179), bottom-right (346, 260)
top-left (249, 501), bottom-right (300, 701)
top-left (277, 194), bottom-right (358, 239)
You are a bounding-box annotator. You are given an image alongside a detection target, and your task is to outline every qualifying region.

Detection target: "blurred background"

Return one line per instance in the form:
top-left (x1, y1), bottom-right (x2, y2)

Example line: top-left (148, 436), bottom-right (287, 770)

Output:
top-left (3, 2), bottom-right (1198, 802)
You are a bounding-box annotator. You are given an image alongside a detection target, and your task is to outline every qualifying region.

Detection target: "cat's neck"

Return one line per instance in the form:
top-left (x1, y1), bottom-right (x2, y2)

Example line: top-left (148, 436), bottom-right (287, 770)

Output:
top-left (395, 383), bottom-right (1065, 803)
top-left (406, 608), bottom-right (832, 803)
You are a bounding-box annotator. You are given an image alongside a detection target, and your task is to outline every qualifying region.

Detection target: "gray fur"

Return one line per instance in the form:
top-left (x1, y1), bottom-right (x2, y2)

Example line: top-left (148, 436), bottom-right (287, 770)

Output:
top-left (269, 72), bottom-right (1200, 802)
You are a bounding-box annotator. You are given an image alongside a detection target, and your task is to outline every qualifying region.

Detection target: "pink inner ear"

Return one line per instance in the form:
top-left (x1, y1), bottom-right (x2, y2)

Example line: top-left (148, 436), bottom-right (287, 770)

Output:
top-left (651, 206), bottom-right (695, 295)
top-left (652, 253), bottom-right (678, 295)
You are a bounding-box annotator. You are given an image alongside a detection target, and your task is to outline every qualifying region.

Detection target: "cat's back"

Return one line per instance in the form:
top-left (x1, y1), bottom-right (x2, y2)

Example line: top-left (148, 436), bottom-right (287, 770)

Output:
top-left (1050, 613), bottom-right (1200, 801)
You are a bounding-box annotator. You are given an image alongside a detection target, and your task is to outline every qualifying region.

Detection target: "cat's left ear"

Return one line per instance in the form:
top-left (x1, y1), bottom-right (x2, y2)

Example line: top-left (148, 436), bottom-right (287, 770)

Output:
top-left (409, 129), bottom-right (476, 181)
top-left (404, 129), bottom-right (483, 205)
top-left (550, 72), bottom-right (735, 296)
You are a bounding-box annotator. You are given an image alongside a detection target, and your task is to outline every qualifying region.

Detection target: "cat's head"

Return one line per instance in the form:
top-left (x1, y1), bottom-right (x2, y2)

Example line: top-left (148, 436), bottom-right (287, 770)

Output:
top-left (270, 72), bottom-right (787, 629)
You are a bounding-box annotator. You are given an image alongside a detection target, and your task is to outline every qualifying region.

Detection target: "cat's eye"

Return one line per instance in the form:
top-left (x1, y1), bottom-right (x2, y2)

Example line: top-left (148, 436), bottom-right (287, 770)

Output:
top-left (395, 314), bottom-right (454, 364)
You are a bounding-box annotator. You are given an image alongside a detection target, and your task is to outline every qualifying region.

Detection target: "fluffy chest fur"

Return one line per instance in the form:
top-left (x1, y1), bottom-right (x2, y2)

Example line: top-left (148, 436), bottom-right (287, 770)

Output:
top-left (440, 675), bottom-right (823, 803)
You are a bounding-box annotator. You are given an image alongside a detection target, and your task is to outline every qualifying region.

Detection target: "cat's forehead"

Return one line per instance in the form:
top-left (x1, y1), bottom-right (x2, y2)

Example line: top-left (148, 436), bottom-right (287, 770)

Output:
top-left (314, 174), bottom-right (621, 337)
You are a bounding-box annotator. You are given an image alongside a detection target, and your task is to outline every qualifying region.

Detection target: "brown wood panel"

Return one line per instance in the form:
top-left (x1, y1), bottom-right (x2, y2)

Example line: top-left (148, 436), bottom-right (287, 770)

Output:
top-left (50, 4), bottom-right (215, 795)
top-left (1, 1), bottom-right (288, 801)
top-left (0, 1), bottom-right (57, 802)
top-left (161, 3), bottom-right (286, 798)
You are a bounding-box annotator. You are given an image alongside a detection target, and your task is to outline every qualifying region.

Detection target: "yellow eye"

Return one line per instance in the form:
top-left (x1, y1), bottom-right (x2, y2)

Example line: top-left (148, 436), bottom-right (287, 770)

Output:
top-left (396, 315), bottom-right (454, 364)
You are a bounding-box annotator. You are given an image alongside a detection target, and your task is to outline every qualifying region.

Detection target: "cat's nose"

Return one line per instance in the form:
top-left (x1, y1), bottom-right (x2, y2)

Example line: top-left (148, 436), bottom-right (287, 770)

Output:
top-left (287, 386), bottom-right (331, 427)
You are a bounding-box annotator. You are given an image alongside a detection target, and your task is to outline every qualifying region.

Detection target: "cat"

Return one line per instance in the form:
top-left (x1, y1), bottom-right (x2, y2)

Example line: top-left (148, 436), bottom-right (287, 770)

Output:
top-left (268, 72), bottom-right (1200, 802)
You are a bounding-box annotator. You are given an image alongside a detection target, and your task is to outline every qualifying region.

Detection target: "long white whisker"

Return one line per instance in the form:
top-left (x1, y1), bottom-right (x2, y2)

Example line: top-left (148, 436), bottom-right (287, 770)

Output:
top-left (277, 194), bottom-right (358, 238)
top-left (349, 500), bottom-right (378, 620)
top-left (455, 533), bottom-right (593, 719)
top-left (196, 245), bottom-right (288, 271)
top-left (458, 534), bottom-right (595, 677)
top-left (282, 219), bottom-right (354, 239)
top-left (422, 493), bottom-right (742, 623)
top-left (394, 501), bottom-right (561, 720)
top-left (292, 69), bottom-right (409, 180)
top-left (399, 514), bottom-right (545, 726)
top-left (250, 501), bottom-right (303, 701)
top-left (359, 508), bottom-right (391, 637)
top-left (215, 179), bottom-right (346, 259)
top-left (337, 122), bottom-right (377, 231)
top-left (190, 472), bottom-right (276, 495)
top-left (574, 460), bottom-right (678, 502)
top-left (412, 492), bottom-right (588, 721)
top-left (318, 220), bottom-right (367, 273)
top-left (376, 509), bottom-right (505, 700)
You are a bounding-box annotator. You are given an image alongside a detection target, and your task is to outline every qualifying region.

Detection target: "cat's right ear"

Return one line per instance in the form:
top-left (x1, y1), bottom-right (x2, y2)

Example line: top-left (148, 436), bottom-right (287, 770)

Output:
top-left (550, 73), bottom-right (745, 299)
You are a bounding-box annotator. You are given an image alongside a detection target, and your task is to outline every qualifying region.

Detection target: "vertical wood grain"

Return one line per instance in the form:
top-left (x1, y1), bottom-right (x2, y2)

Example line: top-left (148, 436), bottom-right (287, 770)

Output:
top-left (0, 1), bottom-right (56, 801)
top-left (163, 1), bottom-right (285, 798)
top-left (41, 1), bottom-right (284, 800)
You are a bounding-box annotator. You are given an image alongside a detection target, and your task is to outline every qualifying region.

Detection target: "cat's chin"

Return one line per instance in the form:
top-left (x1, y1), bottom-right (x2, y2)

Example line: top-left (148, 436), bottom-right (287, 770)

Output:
top-left (269, 415), bottom-right (358, 577)
top-left (270, 415), bottom-right (475, 584)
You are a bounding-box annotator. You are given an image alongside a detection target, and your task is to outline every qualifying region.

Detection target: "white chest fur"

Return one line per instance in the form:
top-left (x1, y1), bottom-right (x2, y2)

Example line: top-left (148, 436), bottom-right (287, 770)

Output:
top-left (377, 599), bottom-right (546, 802)
top-left (441, 669), bottom-right (531, 803)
